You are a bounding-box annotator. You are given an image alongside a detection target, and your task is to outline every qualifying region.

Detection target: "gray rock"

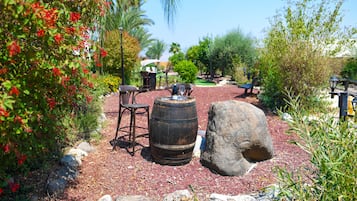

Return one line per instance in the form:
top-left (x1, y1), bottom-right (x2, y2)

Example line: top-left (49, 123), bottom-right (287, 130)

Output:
top-left (65, 148), bottom-right (88, 165)
top-left (163, 189), bottom-right (193, 201)
top-left (46, 177), bottom-right (67, 195)
top-left (77, 141), bottom-right (96, 153)
top-left (210, 193), bottom-right (257, 201)
top-left (201, 100), bottom-right (274, 176)
top-left (115, 195), bottom-right (154, 201)
top-left (98, 194), bottom-right (113, 201)
top-left (57, 166), bottom-right (78, 181)
top-left (60, 155), bottom-right (79, 170)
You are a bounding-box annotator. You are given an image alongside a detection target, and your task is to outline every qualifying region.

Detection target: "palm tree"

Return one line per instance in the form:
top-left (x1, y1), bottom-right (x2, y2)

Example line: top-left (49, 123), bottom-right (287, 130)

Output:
top-left (145, 40), bottom-right (167, 59)
top-left (169, 42), bottom-right (181, 54)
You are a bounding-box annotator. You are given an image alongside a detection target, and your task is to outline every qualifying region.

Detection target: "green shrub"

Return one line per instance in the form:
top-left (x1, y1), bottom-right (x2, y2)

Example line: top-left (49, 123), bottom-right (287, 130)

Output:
top-left (0, 0), bottom-right (107, 196)
top-left (341, 57), bottom-right (357, 80)
top-left (92, 74), bottom-right (120, 95)
top-left (173, 60), bottom-right (198, 83)
top-left (276, 94), bottom-right (357, 200)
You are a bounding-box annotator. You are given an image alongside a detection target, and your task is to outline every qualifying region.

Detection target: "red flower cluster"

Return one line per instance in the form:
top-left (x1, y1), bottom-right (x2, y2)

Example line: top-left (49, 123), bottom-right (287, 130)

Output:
top-left (47, 97), bottom-right (56, 110)
top-left (9, 182), bottom-right (20, 193)
top-left (0, 68), bottom-right (8, 75)
top-left (2, 144), bottom-right (10, 153)
top-left (37, 29), bottom-right (45, 37)
top-left (100, 48), bottom-right (107, 57)
top-left (14, 116), bottom-right (24, 124)
top-left (0, 107), bottom-right (9, 118)
top-left (52, 67), bottom-right (61, 76)
top-left (9, 86), bottom-right (20, 96)
top-left (41, 8), bottom-right (58, 28)
top-left (69, 12), bottom-right (81, 22)
top-left (0, 188), bottom-right (3, 195)
top-left (17, 154), bottom-right (26, 166)
top-left (54, 33), bottom-right (63, 44)
top-left (7, 41), bottom-right (21, 57)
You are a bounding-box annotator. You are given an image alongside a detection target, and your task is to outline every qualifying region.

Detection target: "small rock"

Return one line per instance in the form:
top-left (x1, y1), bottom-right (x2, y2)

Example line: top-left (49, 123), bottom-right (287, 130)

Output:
top-left (46, 177), bottom-right (67, 195)
top-left (60, 155), bottom-right (79, 170)
top-left (65, 148), bottom-right (88, 165)
top-left (98, 194), bottom-right (113, 201)
top-left (163, 189), bottom-right (193, 201)
top-left (210, 193), bottom-right (256, 201)
top-left (77, 141), bottom-right (96, 153)
top-left (115, 195), bottom-right (154, 201)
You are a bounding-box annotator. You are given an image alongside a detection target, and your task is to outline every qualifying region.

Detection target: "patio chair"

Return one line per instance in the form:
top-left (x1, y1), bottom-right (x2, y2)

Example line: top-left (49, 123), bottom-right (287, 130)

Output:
top-left (113, 85), bottom-right (150, 155)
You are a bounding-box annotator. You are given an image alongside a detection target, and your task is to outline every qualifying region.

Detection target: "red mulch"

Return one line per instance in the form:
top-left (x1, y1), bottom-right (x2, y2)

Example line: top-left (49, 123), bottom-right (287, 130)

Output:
top-left (59, 85), bottom-right (310, 201)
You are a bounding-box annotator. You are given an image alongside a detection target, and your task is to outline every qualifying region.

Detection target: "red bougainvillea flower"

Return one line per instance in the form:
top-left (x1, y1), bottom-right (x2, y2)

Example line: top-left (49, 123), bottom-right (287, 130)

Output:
top-left (52, 67), bottom-right (61, 76)
top-left (65, 27), bottom-right (76, 35)
top-left (40, 8), bottom-right (58, 27)
top-left (100, 48), bottom-right (107, 57)
top-left (2, 144), bottom-right (10, 153)
top-left (14, 116), bottom-right (24, 124)
top-left (0, 187), bottom-right (3, 195)
top-left (54, 33), bottom-right (63, 44)
top-left (0, 107), bottom-right (9, 118)
top-left (7, 41), bottom-right (21, 57)
top-left (9, 86), bottom-right (20, 96)
top-left (31, 2), bottom-right (44, 13)
top-left (82, 67), bottom-right (89, 74)
top-left (86, 95), bottom-right (93, 103)
top-left (0, 68), bottom-right (8, 75)
top-left (9, 182), bottom-right (20, 192)
top-left (69, 12), bottom-right (81, 22)
top-left (95, 62), bottom-right (102, 67)
top-left (37, 29), bottom-right (45, 37)
top-left (17, 154), bottom-right (27, 166)
top-left (47, 97), bottom-right (56, 110)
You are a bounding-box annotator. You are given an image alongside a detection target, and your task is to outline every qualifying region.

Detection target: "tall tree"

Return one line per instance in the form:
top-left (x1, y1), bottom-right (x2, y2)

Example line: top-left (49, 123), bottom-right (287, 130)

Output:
top-left (259, 0), bottom-right (356, 109)
top-left (169, 42), bottom-right (181, 54)
top-left (145, 40), bottom-right (167, 59)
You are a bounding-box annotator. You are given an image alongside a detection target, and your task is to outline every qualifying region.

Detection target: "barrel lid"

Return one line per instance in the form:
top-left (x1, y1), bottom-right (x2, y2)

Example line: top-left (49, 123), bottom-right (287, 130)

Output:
top-left (155, 96), bottom-right (195, 104)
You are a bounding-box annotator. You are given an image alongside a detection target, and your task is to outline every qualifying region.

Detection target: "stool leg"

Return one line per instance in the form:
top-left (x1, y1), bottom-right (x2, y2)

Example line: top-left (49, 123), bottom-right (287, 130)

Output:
top-left (147, 107), bottom-right (150, 131)
top-left (132, 109), bottom-right (136, 155)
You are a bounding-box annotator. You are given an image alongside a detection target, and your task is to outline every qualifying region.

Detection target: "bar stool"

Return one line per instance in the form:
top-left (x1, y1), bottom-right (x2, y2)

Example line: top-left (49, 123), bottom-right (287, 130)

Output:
top-left (113, 85), bottom-right (150, 155)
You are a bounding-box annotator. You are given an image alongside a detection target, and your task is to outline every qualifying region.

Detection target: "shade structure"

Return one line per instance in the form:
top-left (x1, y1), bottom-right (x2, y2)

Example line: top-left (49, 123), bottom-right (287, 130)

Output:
top-left (140, 59), bottom-right (160, 67)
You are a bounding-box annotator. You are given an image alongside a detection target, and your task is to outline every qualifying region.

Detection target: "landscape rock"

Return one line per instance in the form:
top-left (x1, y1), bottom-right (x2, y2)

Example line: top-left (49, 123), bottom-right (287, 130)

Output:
top-left (98, 194), bottom-right (113, 201)
top-left (46, 177), bottom-right (67, 195)
top-left (163, 189), bottom-right (193, 201)
top-left (115, 195), bottom-right (154, 201)
top-left (201, 100), bottom-right (274, 176)
top-left (65, 148), bottom-right (88, 165)
top-left (210, 193), bottom-right (256, 201)
top-left (60, 155), bottom-right (80, 170)
top-left (77, 141), bottom-right (96, 153)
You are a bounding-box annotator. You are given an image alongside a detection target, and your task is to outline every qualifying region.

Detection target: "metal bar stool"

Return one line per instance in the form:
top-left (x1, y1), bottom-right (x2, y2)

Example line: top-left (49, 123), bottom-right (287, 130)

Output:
top-left (113, 85), bottom-right (150, 155)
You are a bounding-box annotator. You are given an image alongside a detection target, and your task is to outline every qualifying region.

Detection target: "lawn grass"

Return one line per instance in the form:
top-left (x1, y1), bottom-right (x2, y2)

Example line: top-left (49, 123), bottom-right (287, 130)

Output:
top-left (194, 78), bottom-right (216, 86)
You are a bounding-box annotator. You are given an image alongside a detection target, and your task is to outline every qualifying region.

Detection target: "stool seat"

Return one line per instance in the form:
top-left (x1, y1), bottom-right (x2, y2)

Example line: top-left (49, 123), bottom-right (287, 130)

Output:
top-left (112, 85), bottom-right (150, 155)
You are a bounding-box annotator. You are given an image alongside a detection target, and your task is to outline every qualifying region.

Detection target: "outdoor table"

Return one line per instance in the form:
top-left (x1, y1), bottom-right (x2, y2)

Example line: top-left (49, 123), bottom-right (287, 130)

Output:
top-left (149, 96), bottom-right (198, 166)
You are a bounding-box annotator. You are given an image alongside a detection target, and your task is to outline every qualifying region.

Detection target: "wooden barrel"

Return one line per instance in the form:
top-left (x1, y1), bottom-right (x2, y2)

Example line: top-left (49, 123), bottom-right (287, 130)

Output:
top-left (149, 96), bottom-right (198, 165)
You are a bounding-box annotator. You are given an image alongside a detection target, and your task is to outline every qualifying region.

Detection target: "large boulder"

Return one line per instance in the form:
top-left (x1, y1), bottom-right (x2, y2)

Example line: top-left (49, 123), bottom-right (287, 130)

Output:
top-left (200, 100), bottom-right (274, 176)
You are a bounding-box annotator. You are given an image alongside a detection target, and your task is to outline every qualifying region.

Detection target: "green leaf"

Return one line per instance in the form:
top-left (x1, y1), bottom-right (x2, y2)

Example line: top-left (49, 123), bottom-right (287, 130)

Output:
top-left (23, 89), bottom-right (30, 95)
top-left (2, 80), bottom-right (12, 90)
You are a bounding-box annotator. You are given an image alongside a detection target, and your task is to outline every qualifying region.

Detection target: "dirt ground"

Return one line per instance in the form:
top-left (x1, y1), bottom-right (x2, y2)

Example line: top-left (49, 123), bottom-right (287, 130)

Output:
top-left (35, 84), bottom-right (311, 201)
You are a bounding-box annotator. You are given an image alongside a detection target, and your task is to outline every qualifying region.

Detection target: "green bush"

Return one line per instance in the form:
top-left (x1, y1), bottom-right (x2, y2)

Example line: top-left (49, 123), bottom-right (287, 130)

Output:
top-left (173, 60), bottom-right (198, 83)
top-left (92, 74), bottom-right (121, 95)
top-left (341, 57), bottom-right (357, 80)
top-left (0, 0), bottom-right (107, 196)
top-left (276, 94), bottom-right (357, 200)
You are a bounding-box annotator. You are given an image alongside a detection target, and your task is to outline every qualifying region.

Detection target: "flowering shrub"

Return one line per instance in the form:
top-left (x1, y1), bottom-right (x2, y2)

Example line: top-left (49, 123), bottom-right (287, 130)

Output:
top-left (0, 0), bottom-right (108, 196)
